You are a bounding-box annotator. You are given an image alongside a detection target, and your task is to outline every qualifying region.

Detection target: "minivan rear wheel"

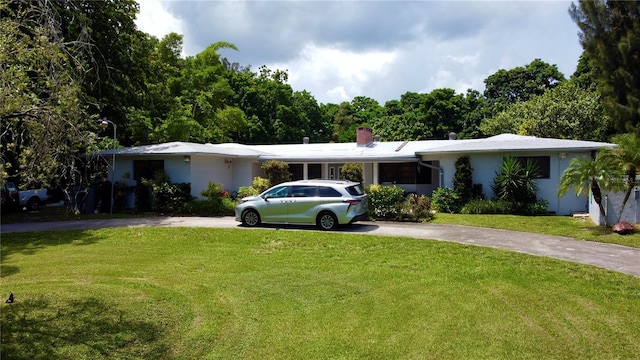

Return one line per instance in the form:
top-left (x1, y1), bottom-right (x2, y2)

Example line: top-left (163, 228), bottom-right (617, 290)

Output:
top-left (317, 211), bottom-right (338, 230)
top-left (242, 209), bottom-right (261, 227)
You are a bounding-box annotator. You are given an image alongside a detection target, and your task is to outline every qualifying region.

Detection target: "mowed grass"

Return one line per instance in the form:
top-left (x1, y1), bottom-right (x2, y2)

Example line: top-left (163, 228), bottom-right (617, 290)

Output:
top-left (432, 213), bottom-right (640, 248)
top-left (2, 227), bottom-right (640, 359)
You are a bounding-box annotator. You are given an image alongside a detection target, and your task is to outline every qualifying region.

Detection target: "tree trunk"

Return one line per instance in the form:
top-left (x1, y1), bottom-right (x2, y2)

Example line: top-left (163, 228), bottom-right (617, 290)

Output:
top-left (591, 179), bottom-right (608, 227)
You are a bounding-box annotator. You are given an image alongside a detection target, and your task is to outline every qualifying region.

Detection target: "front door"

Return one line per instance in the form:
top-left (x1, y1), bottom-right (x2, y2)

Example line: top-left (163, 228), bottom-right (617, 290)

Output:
top-left (328, 164), bottom-right (342, 180)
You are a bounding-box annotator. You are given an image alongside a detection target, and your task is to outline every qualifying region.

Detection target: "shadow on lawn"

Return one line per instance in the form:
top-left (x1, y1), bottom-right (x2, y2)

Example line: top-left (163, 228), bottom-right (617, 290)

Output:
top-left (1, 296), bottom-right (169, 359)
top-left (0, 230), bottom-right (104, 278)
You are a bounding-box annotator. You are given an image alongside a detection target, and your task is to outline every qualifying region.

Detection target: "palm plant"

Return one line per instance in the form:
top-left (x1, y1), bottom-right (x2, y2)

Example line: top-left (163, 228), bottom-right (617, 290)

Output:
top-left (608, 133), bottom-right (640, 223)
top-left (558, 152), bottom-right (623, 226)
top-left (492, 157), bottom-right (539, 203)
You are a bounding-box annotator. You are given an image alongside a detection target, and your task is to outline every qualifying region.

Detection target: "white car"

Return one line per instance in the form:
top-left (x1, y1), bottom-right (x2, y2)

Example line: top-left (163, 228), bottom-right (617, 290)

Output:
top-left (235, 180), bottom-right (368, 230)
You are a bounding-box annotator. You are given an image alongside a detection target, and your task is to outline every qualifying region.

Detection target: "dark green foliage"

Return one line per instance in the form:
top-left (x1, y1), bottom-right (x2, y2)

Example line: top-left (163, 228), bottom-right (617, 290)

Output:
top-left (430, 187), bottom-right (460, 213)
top-left (261, 160), bottom-right (291, 186)
top-left (340, 163), bottom-right (363, 183)
top-left (187, 198), bottom-right (235, 216)
top-left (399, 194), bottom-right (433, 222)
top-left (366, 184), bottom-right (406, 220)
top-left (570, 1), bottom-right (640, 134)
top-left (483, 59), bottom-right (566, 115)
top-left (460, 199), bottom-right (549, 215)
top-left (453, 156), bottom-right (473, 204)
top-left (492, 157), bottom-right (539, 203)
top-left (200, 181), bottom-right (231, 214)
top-left (151, 182), bottom-right (192, 214)
top-left (460, 199), bottom-right (512, 214)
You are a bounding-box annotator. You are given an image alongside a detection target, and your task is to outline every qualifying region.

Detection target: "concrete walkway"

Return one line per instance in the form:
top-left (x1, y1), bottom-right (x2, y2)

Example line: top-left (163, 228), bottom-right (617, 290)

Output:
top-left (2, 217), bottom-right (639, 278)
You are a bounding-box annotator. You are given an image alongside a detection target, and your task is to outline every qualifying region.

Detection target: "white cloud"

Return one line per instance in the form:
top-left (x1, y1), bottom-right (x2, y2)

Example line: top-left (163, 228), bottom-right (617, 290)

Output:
top-left (268, 43), bottom-right (397, 104)
top-left (135, 0), bottom-right (184, 39)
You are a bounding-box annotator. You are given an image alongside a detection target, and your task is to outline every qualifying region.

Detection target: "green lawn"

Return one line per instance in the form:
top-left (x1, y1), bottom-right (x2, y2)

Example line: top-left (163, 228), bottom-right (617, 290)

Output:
top-left (2, 227), bottom-right (639, 359)
top-left (432, 213), bottom-right (640, 248)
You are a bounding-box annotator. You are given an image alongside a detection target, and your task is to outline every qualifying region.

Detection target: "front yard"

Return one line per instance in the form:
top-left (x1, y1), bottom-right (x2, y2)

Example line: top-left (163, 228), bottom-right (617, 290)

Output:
top-left (2, 227), bottom-right (639, 359)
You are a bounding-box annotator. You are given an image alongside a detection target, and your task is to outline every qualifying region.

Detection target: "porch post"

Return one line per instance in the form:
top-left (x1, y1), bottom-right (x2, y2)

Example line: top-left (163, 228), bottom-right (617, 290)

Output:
top-left (373, 162), bottom-right (379, 184)
top-left (303, 163), bottom-right (309, 180)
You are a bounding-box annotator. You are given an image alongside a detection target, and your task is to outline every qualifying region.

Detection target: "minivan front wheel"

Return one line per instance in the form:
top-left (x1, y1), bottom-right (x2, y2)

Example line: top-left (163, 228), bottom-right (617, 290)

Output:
top-left (317, 211), bottom-right (338, 230)
top-left (242, 209), bottom-right (261, 227)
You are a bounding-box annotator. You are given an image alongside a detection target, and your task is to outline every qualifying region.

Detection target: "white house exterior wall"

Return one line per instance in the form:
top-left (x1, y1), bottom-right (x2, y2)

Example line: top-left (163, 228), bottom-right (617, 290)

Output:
top-left (432, 151), bottom-right (592, 216)
top-left (596, 187), bottom-right (640, 225)
top-left (190, 155), bottom-right (232, 199)
top-left (231, 158), bottom-right (257, 192)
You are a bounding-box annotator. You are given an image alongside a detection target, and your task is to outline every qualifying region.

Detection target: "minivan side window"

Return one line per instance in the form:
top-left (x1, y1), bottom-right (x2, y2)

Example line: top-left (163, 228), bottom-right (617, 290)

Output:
top-left (318, 186), bottom-right (341, 197)
top-left (291, 186), bottom-right (317, 197)
top-left (264, 186), bottom-right (289, 198)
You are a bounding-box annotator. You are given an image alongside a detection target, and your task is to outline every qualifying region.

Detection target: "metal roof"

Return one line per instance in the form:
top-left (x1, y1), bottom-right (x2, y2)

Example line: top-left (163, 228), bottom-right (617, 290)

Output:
top-left (99, 135), bottom-right (614, 160)
top-left (415, 134), bottom-right (615, 155)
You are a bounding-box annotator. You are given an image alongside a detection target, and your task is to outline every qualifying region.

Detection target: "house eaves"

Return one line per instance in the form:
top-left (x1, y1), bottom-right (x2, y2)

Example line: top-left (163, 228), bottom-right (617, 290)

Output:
top-left (415, 134), bottom-right (615, 155)
top-left (98, 141), bottom-right (274, 158)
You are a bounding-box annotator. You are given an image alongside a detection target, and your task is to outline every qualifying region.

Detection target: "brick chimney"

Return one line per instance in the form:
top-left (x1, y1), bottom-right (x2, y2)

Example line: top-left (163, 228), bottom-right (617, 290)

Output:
top-left (356, 126), bottom-right (373, 147)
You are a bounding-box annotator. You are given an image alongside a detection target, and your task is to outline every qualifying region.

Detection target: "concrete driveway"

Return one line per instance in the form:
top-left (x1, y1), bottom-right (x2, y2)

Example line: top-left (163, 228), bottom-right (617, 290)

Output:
top-left (2, 217), bottom-right (639, 278)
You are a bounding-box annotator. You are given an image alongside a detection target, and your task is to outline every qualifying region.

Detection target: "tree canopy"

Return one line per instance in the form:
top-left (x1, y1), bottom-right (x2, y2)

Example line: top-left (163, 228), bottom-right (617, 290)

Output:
top-left (1, 0), bottom-right (635, 192)
top-left (570, 0), bottom-right (640, 134)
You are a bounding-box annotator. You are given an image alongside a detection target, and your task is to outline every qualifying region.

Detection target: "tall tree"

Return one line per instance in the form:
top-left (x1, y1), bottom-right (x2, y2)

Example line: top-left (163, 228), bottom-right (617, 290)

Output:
top-left (484, 59), bottom-right (565, 115)
top-left (480, 81), bottom-right (612, 141)
top-left (570, 1), bottom-right (640, 134)
top-left (1, 0), bottom-right (96, 189)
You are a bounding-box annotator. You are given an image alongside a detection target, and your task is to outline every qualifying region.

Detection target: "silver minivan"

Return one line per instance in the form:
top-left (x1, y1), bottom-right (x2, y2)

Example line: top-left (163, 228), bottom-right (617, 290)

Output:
top-left (235, 180), bottom-right (368, 230)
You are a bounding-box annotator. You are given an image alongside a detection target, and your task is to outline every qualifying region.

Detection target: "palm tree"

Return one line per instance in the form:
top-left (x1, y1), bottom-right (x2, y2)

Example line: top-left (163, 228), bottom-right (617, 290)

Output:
top-left (608, 133), bottom-right (640, 223)
top-left (558, 152), bottom-right (623, 226)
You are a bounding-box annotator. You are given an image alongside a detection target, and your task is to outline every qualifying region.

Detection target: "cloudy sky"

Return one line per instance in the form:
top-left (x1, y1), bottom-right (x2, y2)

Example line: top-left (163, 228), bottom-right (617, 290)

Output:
top-left (135, 0), bottom-right (584, 105)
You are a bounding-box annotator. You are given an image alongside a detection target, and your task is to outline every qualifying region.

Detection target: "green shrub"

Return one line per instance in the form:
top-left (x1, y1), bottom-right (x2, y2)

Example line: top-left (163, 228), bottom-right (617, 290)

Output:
top-left (460, 199), bottom-right (549, 215)
top-left (492, 157), bottom-right (539, 203)
top-left (199, 181), bottom-right (233, 214)
top-left (431, 187), bottom-right (460, 213)
top-left (237, 177), bottom-right (271, 198)
top-left (341, 163), bottom-right (363, 183)
top-left (460, 199), bottom-right (512, 214)
top-left (262, 160), bottom-right (291, 185)
top-left (453, 156), bottom-right (473, 204)
top-left (512, 200), bottom-right (550, 215)
top-left (399, 194), bottom-right (433, 222)
top-left (151, 182), bottom-right (192, 214)
top-left (366, 184), bottom-right (405, 220)
top-left (187, 198), bottom-right (235, 216)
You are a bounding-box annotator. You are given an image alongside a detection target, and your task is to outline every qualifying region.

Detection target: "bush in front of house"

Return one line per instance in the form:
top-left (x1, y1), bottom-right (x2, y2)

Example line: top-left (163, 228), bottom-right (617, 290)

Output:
top-left (460, 198), bottom-right (549, 215)
top-left (430, 187), bottom-right (460, 213)
top-left (453, 156), bottom-right (474, 204)
top-left (236, 177), bottom-right (271, 199)
top-left (366, 184), bottom-right (406, 220)
top-left (262, 160), bottom-right (291, 186)
top-left (399, 193), bottom-right (433, 222)
top-left (198, 181), bottom-right (234, 215)
top-left (187, 198), bottom-right (235, 216)
top-left (341, 163), bottom-right (363, 183)
top-left (151, 181), bottom-right (193, 214)
top-left (460, 199), bottom-right (512, 214)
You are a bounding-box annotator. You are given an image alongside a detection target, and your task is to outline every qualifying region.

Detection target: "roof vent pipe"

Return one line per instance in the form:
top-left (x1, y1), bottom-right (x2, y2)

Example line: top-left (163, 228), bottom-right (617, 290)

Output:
top-left (373, 134), bottom-right (380, 142)
top-left (448, 132), bottom-right (457, 140)
top-left (303, 137), bottom-right (310, 144)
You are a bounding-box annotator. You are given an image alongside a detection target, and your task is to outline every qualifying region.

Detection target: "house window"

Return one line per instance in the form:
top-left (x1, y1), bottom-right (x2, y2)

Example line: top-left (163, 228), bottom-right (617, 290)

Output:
top-left (133, 160), bottom-right (164, 182)
top-left (379, 162), bottom-right (431, 184)
top-left (308, 164), bottom-right (322, 179)
top-left (289, 164), bottom-right (303, 180)
top-left (516, 156), bottom-right (550, 179)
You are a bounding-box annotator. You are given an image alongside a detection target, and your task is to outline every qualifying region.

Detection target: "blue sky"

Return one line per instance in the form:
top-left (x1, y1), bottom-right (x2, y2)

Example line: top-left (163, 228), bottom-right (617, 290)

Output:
top-left (136, 0), bottom-right (584, 105)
